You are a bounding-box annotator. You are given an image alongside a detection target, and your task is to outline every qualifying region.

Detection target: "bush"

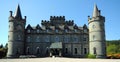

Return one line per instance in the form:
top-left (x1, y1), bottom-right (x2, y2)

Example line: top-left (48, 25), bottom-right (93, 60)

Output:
top-left (0, 48), bottom-right (7, 58)
top-left (87, 54), bottom-right (96, 58)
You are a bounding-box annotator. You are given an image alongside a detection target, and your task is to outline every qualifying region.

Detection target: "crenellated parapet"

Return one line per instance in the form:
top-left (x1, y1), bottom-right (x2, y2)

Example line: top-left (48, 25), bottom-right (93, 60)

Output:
top-left (50, 16), bottom-right (65, 21)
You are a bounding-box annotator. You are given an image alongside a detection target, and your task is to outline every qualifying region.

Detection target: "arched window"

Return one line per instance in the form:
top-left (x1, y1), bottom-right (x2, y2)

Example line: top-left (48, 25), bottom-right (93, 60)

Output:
top-left (93, 47), bottom-right (96, 54)
top-left (27, 47), bottom-right (30, 54)
top-left (84, 48), bottom-right (87, 54)
top-left (93, 35), bottom-right (95, 40)
top-left (36, 47), bottom-right (40, 54)
top-left (65, 48), bottom-right (68, 54)
top-left (92, 25), bottom-right (95, 29)
top-left (74, 48), bottom-right (77, 54)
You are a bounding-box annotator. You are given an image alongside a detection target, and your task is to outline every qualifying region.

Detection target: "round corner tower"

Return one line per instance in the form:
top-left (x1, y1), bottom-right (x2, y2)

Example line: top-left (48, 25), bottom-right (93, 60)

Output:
top-left (7, 5), bottom-right (26, 58)
top-left (88, 4), bottom-right (106, 58)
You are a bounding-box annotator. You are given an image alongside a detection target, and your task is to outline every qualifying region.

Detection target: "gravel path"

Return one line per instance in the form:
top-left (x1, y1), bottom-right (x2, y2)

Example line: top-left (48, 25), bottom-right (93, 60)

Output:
top-left (0, 57), bottom-right (120, 62)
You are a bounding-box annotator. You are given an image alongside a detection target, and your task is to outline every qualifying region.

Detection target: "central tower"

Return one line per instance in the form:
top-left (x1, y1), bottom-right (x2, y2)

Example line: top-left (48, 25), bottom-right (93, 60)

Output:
top-left (88, 4), bottom-right (106, 58)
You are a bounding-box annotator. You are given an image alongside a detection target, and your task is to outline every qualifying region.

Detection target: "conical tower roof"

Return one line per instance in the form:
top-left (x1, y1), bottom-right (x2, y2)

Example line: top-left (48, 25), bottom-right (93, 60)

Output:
top-left (14, 4), bottom-right (22, 19)
top-left (92, 4), bottom-right (99, 17)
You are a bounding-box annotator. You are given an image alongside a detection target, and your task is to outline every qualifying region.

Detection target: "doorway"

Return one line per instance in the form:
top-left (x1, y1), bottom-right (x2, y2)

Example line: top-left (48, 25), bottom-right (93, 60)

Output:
top-left (50, 49), bottom-right (62, 56)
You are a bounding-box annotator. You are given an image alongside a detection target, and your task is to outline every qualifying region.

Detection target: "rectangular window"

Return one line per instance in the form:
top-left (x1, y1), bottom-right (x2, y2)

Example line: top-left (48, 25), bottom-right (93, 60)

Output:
top-left (83, 38), bottom-right (86, 41)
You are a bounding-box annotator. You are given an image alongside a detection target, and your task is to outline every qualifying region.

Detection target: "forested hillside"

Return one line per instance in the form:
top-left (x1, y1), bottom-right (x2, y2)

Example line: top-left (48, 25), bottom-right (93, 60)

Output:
top-left (107, 40), bottom-right (120, 54)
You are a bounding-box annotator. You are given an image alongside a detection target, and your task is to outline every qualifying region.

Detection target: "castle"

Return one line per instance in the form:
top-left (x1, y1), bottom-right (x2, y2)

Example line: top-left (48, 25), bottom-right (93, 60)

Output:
top-left (7, 4), bottom-right (106, 58)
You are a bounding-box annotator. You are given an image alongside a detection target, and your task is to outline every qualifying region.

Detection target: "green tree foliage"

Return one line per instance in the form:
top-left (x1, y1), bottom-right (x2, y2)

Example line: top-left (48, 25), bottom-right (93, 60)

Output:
top-left (0, 44), bottom-right (3, 48)
top-left (0, 43), bottom-right (8, 58)
top-left (107, 40), bottom-right (120, 54)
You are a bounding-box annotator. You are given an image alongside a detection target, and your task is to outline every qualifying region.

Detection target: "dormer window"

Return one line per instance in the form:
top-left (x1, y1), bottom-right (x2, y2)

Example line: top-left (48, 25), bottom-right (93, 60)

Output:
top-left (46, 29), bottom-right (49, 32)
top-left (74, 29), bottom-right (77, 32)
top-left (55, 29), bottom-right (58, 33)
top-left (37, 29), bottom-right (40, 33)
top-left (84, 29), bottom-right (87, 33)
top-left (27, 30), bottom-right (30, 33)
top-left (65, 29), bottom-right (68, 32)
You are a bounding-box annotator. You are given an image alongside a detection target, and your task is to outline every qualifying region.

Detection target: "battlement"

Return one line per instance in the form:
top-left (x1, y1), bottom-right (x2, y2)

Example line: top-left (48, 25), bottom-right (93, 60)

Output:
top-left (50, 16), bottom-right (65, 20)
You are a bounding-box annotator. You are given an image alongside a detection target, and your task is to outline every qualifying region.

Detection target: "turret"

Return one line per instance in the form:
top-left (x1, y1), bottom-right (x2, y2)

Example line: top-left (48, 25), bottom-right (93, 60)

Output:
top-left (7, 4), bottom-right (26, 58)
top-left (88, 4), bottom-right (106, 58)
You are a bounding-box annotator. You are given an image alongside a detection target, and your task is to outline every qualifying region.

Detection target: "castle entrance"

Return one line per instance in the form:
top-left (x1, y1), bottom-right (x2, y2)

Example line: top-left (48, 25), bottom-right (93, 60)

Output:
top-left (49, 42), bottom-right (62, 57)
top-left (50, 49), bottom-right (62, 56)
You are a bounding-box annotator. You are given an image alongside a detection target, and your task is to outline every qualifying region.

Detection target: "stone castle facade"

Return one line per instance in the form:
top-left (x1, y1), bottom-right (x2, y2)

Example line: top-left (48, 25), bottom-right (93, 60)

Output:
top-left (7, 4), bottom-right (106, 58)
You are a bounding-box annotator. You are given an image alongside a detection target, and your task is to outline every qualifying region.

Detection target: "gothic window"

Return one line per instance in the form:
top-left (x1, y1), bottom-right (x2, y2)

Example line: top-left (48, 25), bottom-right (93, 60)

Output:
top-left (55, 36), bottom-right (59, 42)
top-left (65, 48), bottom-right (68, 54)
top-left (27, 36), bottom-right (30, 42)
top-left (27, 30), bottom-right (30, 33)
top-left (74, 48), bottom-right (77, 54)
top-left (93, 47), bottom-right (96, 54)
top-left (26, 47), bottom-right (30, 54)
top-left (36, 36), bottom-right (40, 42)
top-left (84, 48), bottom-right (87, 54)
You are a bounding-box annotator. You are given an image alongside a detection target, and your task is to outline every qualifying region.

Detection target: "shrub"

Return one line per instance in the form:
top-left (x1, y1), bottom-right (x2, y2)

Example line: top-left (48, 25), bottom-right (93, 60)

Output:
top-left (87, 54), bottom-right (96, 58)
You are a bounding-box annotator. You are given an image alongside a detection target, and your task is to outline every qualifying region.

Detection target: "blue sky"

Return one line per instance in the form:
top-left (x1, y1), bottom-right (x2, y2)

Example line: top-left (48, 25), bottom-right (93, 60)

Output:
top-left (0, 0), bottom-right (120, 45)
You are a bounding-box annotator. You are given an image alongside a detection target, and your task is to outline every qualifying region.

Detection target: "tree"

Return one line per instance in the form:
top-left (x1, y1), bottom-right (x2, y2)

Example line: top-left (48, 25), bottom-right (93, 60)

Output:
top-left (0, 44), bottom-right (3, 48)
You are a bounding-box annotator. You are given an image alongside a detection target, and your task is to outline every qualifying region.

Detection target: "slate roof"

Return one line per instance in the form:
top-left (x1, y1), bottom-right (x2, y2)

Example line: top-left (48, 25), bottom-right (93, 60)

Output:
top-left (50, 42), bottom-right (62, 49)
